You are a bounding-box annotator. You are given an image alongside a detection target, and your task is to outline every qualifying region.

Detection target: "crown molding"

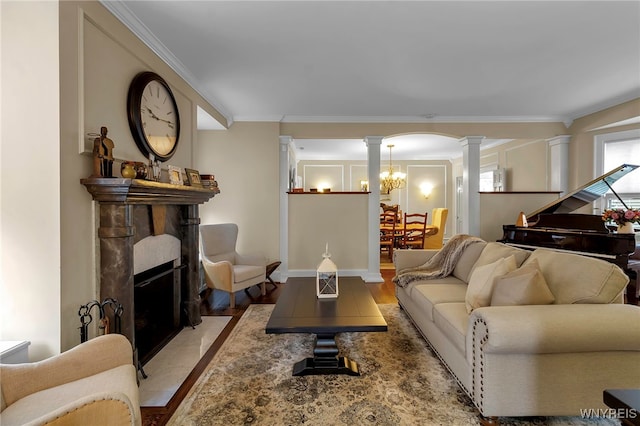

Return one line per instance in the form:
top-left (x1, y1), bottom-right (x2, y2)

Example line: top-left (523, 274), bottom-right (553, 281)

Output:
top-left (100, 0), bottom-right (233, 127)
top-left (277, 115), bottom-right (570, 125)
top-left (233, 115), bottom-right (287, 123)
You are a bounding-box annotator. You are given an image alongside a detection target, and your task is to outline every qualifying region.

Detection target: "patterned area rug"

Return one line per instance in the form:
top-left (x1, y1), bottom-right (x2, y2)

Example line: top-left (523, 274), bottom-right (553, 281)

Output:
top-left (168, 304), bottom-right (617, 426)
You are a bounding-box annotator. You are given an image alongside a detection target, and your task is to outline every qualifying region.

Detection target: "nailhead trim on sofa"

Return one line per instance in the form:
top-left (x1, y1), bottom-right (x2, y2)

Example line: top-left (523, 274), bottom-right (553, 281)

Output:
top-left (472, 316), bottom-right (489, 413)
top-left (398, 302), bottom-right (472, 398)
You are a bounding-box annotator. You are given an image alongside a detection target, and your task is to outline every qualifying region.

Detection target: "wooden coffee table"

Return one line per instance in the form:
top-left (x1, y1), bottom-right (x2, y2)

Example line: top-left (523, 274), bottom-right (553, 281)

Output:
top-left (265, 276), bottom-right (387, 376)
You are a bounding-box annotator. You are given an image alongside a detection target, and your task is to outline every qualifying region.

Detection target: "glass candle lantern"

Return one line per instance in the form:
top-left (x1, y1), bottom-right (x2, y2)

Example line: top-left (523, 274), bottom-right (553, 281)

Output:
top-left (316, 243), bottom-right (338, 298)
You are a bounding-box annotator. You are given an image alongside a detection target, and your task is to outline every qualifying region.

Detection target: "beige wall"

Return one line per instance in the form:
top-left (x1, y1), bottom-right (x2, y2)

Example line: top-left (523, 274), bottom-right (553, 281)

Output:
top-left (298, 158), bottom-right (451, 229)
top-left (288, 194), bottom-right (368, 272)
top-left (479, 192), bottom-right (560, 242)
top-left (2, 1), bottom-right (638, 358)
top-left (58, 1), bottom-right (222, 356)
top-left (197, 123), bottom-right (280, 265)
top-left (569, 98), bottom-right (640, 189)
top-left (1, 1), bottom-right (61, 360)
top-left (2, 1), bottom-right (227, 359)
top-left (297, 160), bottom-right (369, 192)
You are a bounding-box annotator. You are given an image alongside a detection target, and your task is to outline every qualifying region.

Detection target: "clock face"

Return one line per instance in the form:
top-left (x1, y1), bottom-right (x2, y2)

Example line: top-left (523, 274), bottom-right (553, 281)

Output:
top-left (127, 72), bottom-right (180, 161)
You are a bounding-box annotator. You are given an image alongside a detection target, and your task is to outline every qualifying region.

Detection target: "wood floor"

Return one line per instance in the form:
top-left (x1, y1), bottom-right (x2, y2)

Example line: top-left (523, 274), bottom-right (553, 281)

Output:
top-left (141, 268), bottom-right (397, 426)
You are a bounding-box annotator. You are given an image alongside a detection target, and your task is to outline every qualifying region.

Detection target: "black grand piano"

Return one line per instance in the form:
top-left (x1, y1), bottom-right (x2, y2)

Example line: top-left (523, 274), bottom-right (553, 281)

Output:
top-left (500, 164), bottom-right (639, 302)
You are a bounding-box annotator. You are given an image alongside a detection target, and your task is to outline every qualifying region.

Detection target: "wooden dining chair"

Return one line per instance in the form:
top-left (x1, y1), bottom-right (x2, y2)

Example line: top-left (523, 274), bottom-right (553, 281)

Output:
top-left (380, 211), bottom-right (398, 261)
top-left (400, 212), bottom-right (428, 249)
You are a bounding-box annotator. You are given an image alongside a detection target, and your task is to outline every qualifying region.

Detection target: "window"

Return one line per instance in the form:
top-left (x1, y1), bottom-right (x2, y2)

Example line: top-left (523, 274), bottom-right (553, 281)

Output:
top-left (479, 166), bottom-right (505, 192)
top-left (595, 129), bottom-right (640, 230)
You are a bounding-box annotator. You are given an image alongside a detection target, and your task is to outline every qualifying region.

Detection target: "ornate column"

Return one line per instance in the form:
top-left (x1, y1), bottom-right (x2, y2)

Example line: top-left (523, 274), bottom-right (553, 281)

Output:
top-left (181, 204), bottom-right (201, 326)
top-left (98, 203), bottom-right (135, 343)
top-left (364, 136), bottom-right (383, 283)
top-left (460, 136), bottom-right (484, 236)
top-left (279, 136), bottom-right (294, 283)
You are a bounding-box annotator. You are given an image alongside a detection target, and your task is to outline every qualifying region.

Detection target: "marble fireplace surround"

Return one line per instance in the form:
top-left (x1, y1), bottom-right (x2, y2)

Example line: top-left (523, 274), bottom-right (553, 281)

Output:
top-left (81, 178), bottom-right (217, 348)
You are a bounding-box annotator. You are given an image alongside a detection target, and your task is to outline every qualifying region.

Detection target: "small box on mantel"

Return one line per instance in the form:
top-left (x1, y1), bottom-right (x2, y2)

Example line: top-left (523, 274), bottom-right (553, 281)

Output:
top-left (200, 174), bottom-right (220, 193)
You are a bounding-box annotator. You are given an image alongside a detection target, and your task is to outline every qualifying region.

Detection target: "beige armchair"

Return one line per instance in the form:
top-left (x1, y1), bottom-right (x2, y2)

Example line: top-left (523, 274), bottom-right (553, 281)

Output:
top-left (200, 223), bottom-right (266, 308)
top-left (423, 207), bottom-right (449, 249)
top-left (0, 334), bottom-right (140, 426)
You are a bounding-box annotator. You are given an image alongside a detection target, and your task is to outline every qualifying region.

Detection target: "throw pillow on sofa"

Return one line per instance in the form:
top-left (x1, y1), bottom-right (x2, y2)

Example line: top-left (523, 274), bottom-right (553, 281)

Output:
top-left (465, 255), bottom-right (517, 313)
top-left (490, 258), bottom-right (555, 306)
top-left (469, 242), bottom-right (530, 277)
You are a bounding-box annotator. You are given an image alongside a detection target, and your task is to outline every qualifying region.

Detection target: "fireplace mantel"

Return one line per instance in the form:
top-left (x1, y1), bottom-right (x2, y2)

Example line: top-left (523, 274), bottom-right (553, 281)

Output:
top-left (81, 177), bottom-right (217, 354)
top-left (81, 177), bottom-right (217, 205)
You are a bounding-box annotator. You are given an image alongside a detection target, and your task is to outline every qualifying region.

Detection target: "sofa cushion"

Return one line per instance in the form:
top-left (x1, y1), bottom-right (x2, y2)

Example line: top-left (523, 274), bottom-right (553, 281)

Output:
top-left (404, 275), bottom-right (465, 299)
top-left (433, 302), bottom-right (469, 355)
top-left (490, 258), bottom-right (555, 306)
top-left (465, 255), bottom-right (517, 313)
top-left (523, 249), bottom-right (629, 304)
top-left (413, 283), bottom-right (468, 321)
top-left (469, 242), bottom-right (530, 276)
top-left (452, 241), bottom-right (487, 283)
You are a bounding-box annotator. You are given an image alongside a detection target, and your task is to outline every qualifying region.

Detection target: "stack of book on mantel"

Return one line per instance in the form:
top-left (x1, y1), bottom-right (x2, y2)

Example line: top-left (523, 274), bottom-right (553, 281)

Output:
top-left (200, 174), bottom-right (220, 193)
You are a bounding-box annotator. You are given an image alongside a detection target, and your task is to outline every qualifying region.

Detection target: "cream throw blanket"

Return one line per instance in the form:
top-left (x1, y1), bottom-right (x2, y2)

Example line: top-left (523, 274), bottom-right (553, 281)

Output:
top-left (393, 234), bottom-right (485, 288)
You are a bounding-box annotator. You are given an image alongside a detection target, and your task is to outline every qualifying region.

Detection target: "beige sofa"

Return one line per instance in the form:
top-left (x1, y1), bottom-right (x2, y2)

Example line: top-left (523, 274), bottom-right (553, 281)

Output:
top-left (0, 334), bottom-right (140, 426)
top-left (394, 238), bottom-right (640, 422)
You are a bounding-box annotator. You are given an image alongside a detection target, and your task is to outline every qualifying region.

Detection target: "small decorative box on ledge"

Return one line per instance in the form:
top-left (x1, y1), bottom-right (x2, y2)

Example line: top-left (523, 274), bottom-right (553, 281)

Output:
top-left (316, 243), bottom-right (338, 298)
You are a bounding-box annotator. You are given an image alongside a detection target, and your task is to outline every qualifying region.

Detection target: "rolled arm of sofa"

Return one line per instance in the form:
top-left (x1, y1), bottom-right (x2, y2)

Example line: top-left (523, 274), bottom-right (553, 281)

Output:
top-left (201, 258), bottom-right (234, 292)
top-left (468, 304), bottom-right (640, 357)
top-left (393, 249), bottom-right (438, 272)
top-left (32, 391), bottom-right (138, 426)
top-left (0, 334), bottom-right (133, 407)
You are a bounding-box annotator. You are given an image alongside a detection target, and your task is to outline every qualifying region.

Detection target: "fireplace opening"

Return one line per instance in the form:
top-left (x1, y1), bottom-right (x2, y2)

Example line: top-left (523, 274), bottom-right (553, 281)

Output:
top-left (134, 260), bottom-right (181, 365)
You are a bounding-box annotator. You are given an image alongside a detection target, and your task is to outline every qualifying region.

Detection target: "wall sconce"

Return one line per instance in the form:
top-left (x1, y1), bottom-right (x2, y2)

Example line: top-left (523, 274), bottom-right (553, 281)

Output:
top-left (360, 180), bottom-right (369, 192)
top-left (317, 182), bottom-right (330, 193)
top-left (420, 183), bottom-right (433, 199)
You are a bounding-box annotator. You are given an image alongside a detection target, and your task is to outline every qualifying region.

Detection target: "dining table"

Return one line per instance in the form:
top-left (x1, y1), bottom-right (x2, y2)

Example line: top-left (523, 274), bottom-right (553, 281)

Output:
top-left (380, 221), bottom-right (437, 248)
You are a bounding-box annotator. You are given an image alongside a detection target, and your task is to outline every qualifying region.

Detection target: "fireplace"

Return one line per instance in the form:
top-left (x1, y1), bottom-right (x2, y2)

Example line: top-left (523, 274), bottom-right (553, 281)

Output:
top-left (134, 260), bottom-right (180, 364)
top-left (133, 233), bottom-right (183, 363)
top-left (81, 178), bottom-right (217, 360)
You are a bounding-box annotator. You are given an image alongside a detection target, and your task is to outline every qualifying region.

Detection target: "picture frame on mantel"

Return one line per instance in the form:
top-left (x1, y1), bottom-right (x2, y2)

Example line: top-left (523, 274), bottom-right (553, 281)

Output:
top-left (168, 165), bottom-right (184, 185)
top-left (185, 168), bottom-right (203, 187)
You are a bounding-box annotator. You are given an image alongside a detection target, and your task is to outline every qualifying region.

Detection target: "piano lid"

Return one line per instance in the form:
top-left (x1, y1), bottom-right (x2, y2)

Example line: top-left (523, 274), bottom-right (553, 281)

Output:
top-left (527, 163), bottom-right (639, 221)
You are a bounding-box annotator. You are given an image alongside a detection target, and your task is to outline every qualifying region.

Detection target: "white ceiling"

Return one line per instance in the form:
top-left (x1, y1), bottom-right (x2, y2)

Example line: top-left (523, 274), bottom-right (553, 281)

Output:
top-left (108, 1), bottom-right (640, 159)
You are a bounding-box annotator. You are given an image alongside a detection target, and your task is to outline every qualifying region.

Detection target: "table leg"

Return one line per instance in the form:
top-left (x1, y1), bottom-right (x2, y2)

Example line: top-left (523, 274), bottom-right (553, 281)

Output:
top-left (292, 333), bottom-right (359, 376)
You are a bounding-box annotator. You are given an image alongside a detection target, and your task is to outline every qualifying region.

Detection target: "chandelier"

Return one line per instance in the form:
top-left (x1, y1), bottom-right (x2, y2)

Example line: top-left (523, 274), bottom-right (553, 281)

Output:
top-left (380, 144), bottom-right (406, 194)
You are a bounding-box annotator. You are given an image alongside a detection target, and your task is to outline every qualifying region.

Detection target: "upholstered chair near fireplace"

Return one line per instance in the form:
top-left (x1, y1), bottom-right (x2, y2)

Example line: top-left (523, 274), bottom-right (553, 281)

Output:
top-left (200, 223), bottom-right (266, 308)
top-left (0, 334), bottom-right (140, 426)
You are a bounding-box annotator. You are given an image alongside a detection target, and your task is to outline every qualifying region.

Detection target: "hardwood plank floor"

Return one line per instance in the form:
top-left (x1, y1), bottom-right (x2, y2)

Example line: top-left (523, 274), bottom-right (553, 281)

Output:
top-left (141, 269), bottom-right (397, 426)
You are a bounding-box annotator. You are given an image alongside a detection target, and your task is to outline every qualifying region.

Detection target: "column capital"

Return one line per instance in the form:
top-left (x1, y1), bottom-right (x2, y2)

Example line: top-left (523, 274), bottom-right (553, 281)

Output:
top-left (459, 136), bottom-right (485, 147)
top-left (280, 135), bottom-right (293, 151)
top-left (364, 136), bottom-right (384, 147)
top-left (547, 135), bottom-right (571, 146)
